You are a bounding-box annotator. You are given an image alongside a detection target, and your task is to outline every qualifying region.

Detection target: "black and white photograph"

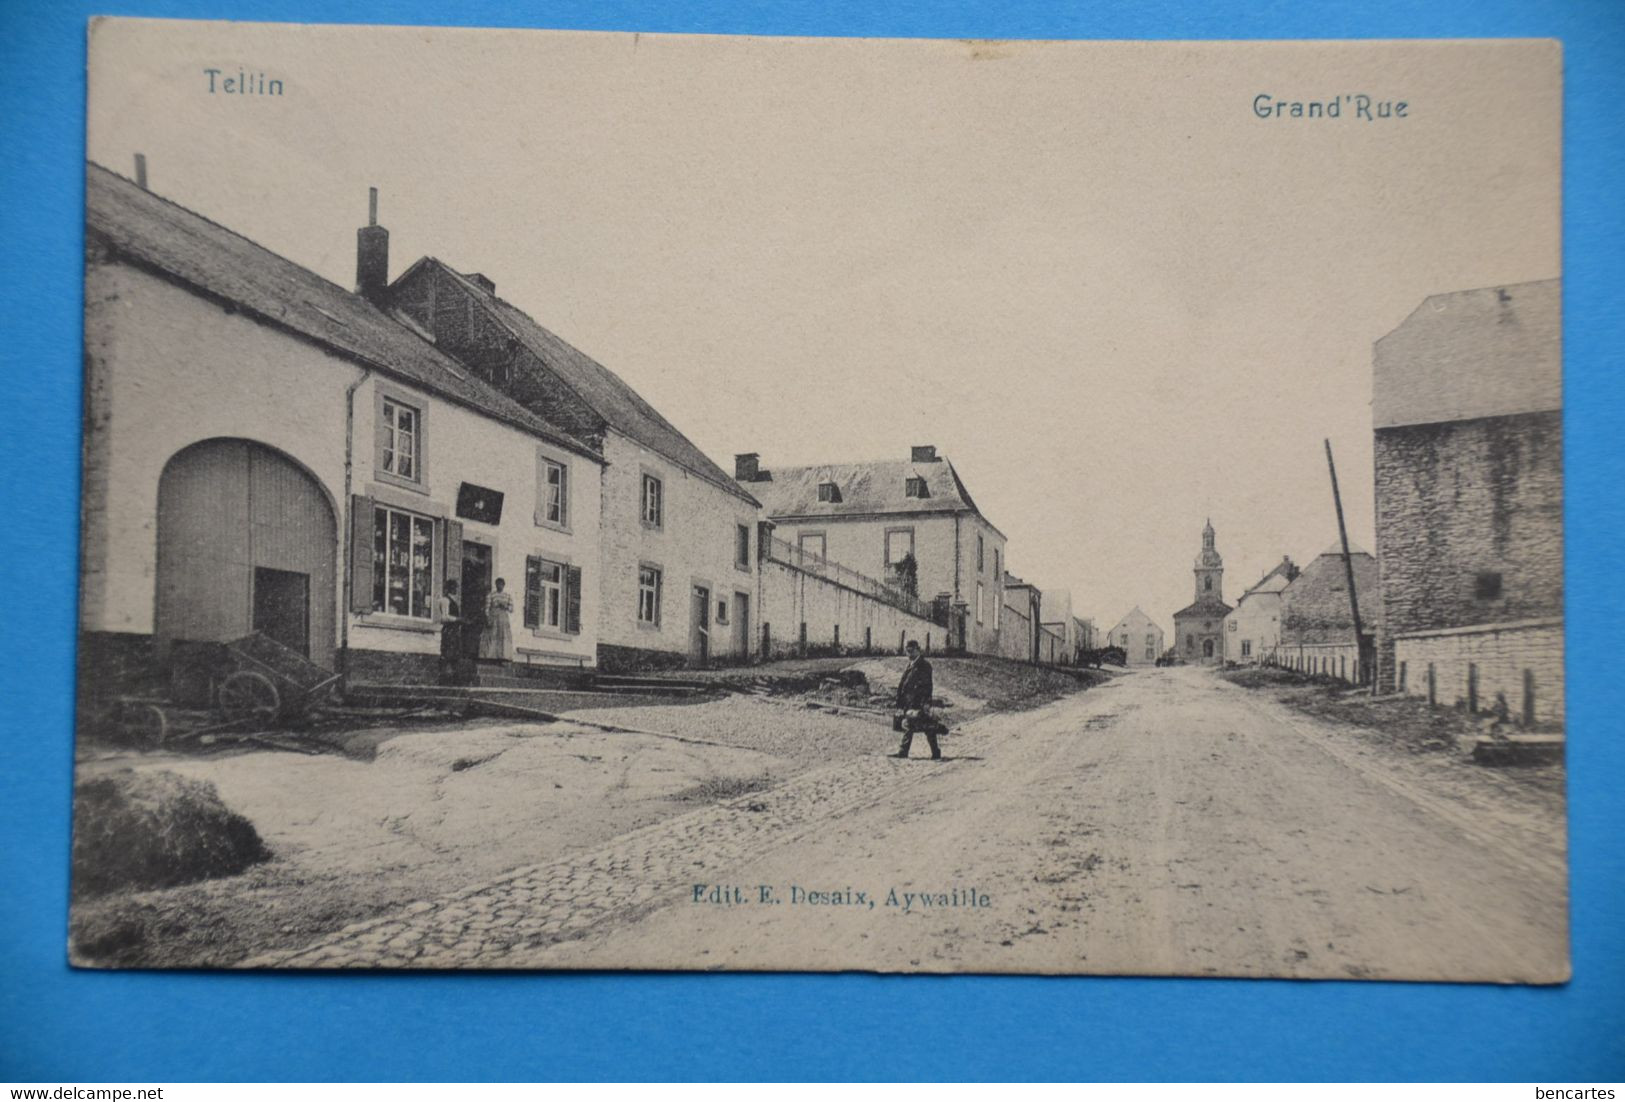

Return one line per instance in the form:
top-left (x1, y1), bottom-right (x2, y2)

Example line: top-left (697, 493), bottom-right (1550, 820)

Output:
top-left (71, 20), bottom-right (1564, 981)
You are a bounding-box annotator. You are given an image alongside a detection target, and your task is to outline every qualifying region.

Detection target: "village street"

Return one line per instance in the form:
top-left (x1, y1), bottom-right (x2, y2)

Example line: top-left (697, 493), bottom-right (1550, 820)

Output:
top-left (243, 667), bottom-right (1568, 982)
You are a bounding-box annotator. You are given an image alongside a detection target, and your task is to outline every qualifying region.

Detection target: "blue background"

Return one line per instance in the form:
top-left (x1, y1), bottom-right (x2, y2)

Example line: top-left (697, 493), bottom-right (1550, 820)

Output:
top-left (3, 0), bottom-right (1622, 1083)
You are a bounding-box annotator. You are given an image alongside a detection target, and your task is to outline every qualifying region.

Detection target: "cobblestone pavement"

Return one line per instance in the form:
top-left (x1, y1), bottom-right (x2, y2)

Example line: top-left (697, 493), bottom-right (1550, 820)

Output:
top-left (239, 745), bottom-right (959, 969)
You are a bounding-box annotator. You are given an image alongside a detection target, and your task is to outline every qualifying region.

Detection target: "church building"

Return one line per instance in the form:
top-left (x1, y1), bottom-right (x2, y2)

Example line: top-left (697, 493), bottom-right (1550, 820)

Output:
top-left (1172, 520), bottom-right (1233, 665)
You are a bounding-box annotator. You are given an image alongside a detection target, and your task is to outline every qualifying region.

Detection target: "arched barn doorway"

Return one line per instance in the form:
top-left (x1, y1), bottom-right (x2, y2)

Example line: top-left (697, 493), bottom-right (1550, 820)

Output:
top-left (155, 439), bottom-right (336, 669)
top-left (1203, 638), bottom-right (1215, 660)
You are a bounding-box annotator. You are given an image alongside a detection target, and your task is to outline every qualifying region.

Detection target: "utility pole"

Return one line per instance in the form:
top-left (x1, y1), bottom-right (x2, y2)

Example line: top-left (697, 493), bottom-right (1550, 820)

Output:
top-left (1324, 439), bottom-right (1371, 691)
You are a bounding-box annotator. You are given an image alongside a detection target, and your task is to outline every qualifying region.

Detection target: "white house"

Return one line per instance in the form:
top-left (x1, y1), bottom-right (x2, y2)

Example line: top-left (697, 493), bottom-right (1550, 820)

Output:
top-left (1223, 557), bottom-right (1298, 664)
top-left (736, 446), bottom-right (1008, 654)
top-left (388, 259), bottom-right (763, 671)
top-left (80, 163), bottom-right (605, 692)
top-left (1103, 606), bottom-right (1164, 667)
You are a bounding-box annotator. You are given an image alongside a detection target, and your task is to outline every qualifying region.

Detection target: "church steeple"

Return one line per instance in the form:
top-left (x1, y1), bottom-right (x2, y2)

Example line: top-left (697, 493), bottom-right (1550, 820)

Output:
top-left (1194, 520), bottom-right (1224, 601)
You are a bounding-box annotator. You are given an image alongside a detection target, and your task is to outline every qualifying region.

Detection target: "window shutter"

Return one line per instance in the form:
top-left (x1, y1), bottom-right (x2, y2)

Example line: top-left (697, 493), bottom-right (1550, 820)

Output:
top-left (534, 456), bottom-right (547, 527)
top-left (524, 555), bottom-right (540, 629)
top-left (374, 398), bottom-right (388, 471)
top-left (566, 565), bottom-right (582, 634)
top-left (350, 494), bottom-right (375, 613)
top-left (443, 518), bottom-right (463, 589)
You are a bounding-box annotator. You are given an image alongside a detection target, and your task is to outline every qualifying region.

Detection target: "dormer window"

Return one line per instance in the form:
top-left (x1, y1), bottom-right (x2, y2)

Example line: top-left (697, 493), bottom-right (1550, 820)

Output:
top-left (817, 480), bottom-right (841, 503)
top-left (905, 476), bottom-right (929, 499)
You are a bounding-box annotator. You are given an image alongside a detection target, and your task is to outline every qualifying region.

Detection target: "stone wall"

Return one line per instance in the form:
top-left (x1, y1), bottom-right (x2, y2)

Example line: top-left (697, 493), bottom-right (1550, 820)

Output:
top-left (998, 601), bottom-right (1034, 662)
top-left (1374, 411), bottom-right (1563, 636)
top-left (757, 556), bottom-right (941, 660)
top-left (1372, 409), bottom-right (1562, 692)
top-left (1392, 618), bottom-right (1564, 726)
top-left (1280, 552), bottom-right (1380, 646)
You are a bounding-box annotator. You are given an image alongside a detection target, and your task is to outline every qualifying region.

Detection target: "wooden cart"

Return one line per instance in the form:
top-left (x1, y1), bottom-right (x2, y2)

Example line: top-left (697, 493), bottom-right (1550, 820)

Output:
top-left (212, 632), bottom-right (342, 725)
top-left (104, 633), bottom-right (339, 746)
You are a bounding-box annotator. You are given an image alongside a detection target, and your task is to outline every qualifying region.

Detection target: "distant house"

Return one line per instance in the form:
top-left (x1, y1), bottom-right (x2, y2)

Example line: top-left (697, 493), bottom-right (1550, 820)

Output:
top-left (1372, 279), bottom-right (1562, 723)
top-left (1040, 588), bottom-right (1081, 663)
top-left (1074, 616), bottom-right (1096, 653)
top-left (1277, 543), bottom-right (1381, 683)
top-left (1103, 606), bottom-right (1164, 666)
top-left (999, 572), bottom-right (1043, 663)
top-left (79, 165), bottom-right (606, 691)
top-left (737, 446), bottom-right (1008, 654)
top-left (1172, 520), bottom-right (1232, 665)
top-left (389, 258), bottom-right (762, 671)
top-left (1224, 556), bottom-right (1298, 664)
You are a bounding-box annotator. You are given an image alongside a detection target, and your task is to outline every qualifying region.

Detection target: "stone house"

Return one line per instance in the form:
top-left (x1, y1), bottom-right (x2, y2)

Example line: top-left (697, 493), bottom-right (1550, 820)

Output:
top-left (1103, 606), bottom-right (1164, 666)
top-left (1372, 279), bottom-right (1562, 723)
top-left (737, 446), bottom-right (1008, 655)
top-left (1223, 556), bottom-right (1298, 664)
top-left (79, 164), bottom-right (605, 693)
top-left (387, 260), bottom-right (763, 671)
top-left (1277, 544), bottom-right (1381, 682)
top-left (1172, 521), bottom-right (1232, 664)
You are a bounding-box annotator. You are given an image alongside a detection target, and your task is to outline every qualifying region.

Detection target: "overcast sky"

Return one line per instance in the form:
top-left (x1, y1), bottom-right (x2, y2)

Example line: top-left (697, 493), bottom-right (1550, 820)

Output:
top-left (88, 23), bottom-right (1560, 632)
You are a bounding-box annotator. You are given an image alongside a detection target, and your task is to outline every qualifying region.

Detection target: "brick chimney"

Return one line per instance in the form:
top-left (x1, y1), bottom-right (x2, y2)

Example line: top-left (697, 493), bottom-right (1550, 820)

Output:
top-left (911, 445), bottom-right (939, 463)
top-left (356, 187), bottom-right (389, 303)
top-left (467, 272), bottom-right (496, 295)
top-left (735, 453), bottom-right (761, 482)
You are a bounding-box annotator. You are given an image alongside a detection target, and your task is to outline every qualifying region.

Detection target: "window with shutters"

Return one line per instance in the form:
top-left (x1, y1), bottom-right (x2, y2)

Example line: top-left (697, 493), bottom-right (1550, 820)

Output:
top-left (371, 505), bottom-right (435, 618)
top-left (376, 390), bottom-right (427, 491)
top-left (526, 558), bottom-right (564, 630)
top-left (736, 524), bottom-right (751, 571)
top-left (525, 555), bottom-right (582, 635)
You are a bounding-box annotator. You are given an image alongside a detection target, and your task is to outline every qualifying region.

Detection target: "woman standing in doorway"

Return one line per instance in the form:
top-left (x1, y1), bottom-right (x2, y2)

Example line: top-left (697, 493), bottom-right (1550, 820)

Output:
top-left (479, 577), bottom-right (514, 662)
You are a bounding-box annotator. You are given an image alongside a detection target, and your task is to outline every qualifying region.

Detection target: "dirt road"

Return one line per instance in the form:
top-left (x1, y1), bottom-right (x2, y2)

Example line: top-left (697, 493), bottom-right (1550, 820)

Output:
top-left (249, 667), bottom-right (1568, 982)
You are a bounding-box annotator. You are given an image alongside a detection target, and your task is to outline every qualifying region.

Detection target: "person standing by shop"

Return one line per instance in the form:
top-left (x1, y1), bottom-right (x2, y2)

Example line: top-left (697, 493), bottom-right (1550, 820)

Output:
top-left (479, 577), bottom-right (514, 662)
top-left (436, 579), bottom-right (463, 681)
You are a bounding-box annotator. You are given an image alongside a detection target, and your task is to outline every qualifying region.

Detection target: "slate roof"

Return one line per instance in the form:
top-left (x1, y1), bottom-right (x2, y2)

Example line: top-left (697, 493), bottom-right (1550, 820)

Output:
top-left (1238, 558), bottom-right (1299, 602)
top-left (406, 260), bottom-right (756, 504)
top-left (747, 457), bottom-right (1003, 536)
top-left (84, 164), bottom-right (602, 462)
top-left (1373, 279), bottom-right (1560, 429)
top-left (1173, 595), bottom-right (1234, 621)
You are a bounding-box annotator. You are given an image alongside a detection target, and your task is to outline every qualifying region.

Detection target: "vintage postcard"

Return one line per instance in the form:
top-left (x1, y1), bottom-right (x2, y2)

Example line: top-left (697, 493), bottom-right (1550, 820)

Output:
top-left (73, 20), bottom-right (1565, 981)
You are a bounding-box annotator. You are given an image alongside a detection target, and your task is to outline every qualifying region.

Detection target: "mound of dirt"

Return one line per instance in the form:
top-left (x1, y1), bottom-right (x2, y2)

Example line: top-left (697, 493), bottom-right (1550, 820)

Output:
top-left (71, 768), bottom-right (271, 899)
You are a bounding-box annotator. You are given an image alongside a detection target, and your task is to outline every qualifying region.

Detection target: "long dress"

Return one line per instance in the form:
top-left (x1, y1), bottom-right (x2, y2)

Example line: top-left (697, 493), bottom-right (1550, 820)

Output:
top-left (479, 590), bottom-right (514, 661)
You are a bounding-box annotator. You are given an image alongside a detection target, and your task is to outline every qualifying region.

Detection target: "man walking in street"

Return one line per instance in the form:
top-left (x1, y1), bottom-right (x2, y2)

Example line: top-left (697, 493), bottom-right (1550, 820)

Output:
top-left (894, 640), bottom-right (942, 759)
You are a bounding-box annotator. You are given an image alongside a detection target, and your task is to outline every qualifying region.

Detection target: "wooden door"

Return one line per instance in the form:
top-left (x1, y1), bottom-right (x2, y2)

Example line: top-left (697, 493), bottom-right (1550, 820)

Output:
top-left (156, 439), bottom-right (335, 667)
top-left (690, 585), bottom-right (710, 663)
top-left (732, 593), bottom-right (749, 659)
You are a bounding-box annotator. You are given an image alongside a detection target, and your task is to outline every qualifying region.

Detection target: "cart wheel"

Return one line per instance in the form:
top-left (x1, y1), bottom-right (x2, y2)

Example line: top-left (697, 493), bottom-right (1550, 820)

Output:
top-left (119, 702), bottom-right (169, 747)
top-left (219, 670), bottom-right (281, 725)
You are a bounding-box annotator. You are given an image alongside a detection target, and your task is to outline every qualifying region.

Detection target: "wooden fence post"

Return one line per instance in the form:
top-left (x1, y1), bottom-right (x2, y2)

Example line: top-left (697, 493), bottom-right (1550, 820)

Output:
top-left (1523, 669), bottom-right (1536, 727)
top-left (1467, 662), bottom-right (1478, 713)
top-left (1427, 662), bottom-right (1436, 707)
top-left (1398, 660), bottom-right (1407, 693)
